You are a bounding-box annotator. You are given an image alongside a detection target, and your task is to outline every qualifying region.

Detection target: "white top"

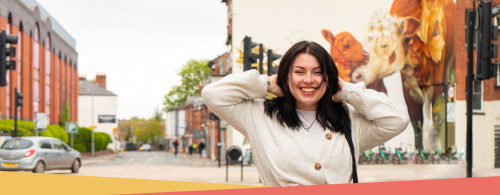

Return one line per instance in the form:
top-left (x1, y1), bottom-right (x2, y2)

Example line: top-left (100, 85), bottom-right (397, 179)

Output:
top-left (202, 70), bottom-right (410, 186)
top-left (258, 75), bottom-right (326, 154)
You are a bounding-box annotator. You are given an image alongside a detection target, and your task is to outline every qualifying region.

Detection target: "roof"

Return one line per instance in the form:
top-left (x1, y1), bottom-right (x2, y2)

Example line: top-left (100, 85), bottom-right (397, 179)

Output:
top-left (19, 0), bottom-right (76, 49)
top-left (79, 80), bottom-right (116, 96)
top-left (168, 96), bottom-right (204, 111)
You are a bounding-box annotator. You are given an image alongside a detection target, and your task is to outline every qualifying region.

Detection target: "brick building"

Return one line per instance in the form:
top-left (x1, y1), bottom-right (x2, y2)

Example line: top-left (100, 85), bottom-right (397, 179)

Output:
top-left (0, 0), bottom-right (78, 124)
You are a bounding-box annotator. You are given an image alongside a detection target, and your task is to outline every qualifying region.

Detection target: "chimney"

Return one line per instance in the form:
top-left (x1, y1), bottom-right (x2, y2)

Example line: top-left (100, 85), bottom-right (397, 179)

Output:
top-left (79, 74), bottom-right (87, 81)
top-left (95, 72), bottom-right (106, 88)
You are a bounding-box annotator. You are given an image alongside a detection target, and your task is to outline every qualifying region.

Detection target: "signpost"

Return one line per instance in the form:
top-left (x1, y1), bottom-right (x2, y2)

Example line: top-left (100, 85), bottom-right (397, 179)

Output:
top-left (89, 126), bottom-right (96, 157)
top-left (66, 122), bottom-right (78, 148)
top-left (35, 113), bottom-right (48, 136)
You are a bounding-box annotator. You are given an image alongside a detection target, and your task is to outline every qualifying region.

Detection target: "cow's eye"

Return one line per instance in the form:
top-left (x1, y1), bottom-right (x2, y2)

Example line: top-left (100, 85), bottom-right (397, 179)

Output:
top-left (344, 44), bottom-right (350, 49)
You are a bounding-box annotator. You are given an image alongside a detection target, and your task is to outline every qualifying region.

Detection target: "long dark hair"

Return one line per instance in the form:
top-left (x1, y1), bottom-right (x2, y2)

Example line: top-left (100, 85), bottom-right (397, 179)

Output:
top-left (264, 41), bottom-right (351, 134)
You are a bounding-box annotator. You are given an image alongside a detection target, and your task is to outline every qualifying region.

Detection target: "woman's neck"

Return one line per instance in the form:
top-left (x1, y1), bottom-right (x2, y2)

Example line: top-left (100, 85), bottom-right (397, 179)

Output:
top-left (295, 101), bottom-right (318, 111)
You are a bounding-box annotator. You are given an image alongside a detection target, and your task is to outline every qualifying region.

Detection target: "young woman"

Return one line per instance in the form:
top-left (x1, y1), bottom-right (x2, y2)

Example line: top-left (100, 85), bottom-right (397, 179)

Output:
top-left (202, 41), bottom-right (410, 186)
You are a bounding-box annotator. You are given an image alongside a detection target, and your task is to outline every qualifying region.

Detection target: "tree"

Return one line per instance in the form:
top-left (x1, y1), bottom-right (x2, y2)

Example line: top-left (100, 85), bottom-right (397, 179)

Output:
top-left (163, 59), bottom-right (212, 111)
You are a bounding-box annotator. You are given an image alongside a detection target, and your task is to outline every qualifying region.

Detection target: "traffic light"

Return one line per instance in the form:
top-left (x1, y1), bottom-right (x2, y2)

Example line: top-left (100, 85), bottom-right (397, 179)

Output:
top-left (267, 49), bottom-right (282, 76)
top-left (0, 30), bottom-right (18, 86)
top-left (258, 43), bottom-right (264, 74)
top-left (13, 87), bottom-right (22, 137)
top-left (243, 36), bottom-right (259, 71)
top-left (15, 87), bottom-right (23, 108)
top-left (475, 1), bottom-right (498, 80)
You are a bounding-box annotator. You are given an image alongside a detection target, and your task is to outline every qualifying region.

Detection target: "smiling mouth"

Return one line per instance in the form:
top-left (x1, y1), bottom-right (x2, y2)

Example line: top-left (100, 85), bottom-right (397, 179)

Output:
top-left (300, 88), bottom-right (316, 93)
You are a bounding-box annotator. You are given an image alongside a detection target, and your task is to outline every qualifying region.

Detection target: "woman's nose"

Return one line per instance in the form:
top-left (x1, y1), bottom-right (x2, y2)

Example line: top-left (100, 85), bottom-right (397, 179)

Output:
top-left (303, 73), bottom-right (313, 84)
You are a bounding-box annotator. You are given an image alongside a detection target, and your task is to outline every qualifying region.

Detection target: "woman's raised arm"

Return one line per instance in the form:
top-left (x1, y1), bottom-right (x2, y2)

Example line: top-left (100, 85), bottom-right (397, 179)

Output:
top-left (201, 70), bottom-right (268, 135)
top-left (339, 82), bottom-right (411, 152)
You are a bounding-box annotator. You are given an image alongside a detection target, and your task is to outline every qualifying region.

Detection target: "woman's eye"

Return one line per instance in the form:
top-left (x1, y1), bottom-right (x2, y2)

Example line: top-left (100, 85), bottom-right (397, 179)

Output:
top-left (295, 71), bottom-right (304, 74)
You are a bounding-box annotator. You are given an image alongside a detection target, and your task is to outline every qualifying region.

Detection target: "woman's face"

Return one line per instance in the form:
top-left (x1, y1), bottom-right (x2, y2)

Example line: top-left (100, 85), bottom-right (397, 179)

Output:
top-left (287, 53), bottom-right (328, 111)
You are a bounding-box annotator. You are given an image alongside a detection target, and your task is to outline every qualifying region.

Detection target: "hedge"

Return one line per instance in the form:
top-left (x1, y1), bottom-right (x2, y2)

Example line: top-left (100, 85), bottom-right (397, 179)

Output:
top-left (0, 119), bottom-right (111, 153)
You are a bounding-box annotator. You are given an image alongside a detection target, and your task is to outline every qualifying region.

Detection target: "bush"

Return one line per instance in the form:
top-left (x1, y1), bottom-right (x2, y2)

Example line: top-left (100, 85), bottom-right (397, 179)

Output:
top-left (71, 127), bottom-right (111, 153)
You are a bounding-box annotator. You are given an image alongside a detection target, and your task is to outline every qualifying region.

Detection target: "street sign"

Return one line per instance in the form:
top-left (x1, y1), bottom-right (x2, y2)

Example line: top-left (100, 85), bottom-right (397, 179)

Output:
top-left (113, 128), bottom-right (119, 135)
top-left (66, 122), bottom-right (78, 133)
top-left (447, 103), bottom-right (456, 122)
top-left (89, 126), bottom-right (96, 130)
top-left (35, 113), bottom-right (48, 131)
top-left (448, 86), bottom-right (455, 99)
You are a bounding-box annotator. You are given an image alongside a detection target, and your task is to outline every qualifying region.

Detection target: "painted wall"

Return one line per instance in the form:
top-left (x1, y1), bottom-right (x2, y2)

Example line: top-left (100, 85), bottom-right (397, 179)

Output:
top-left (78, 95), bottom-right (118, 150)
top-left (455, 100), bottom-right (500, 168)
top-left (229, 0), bottom-right (456, 152)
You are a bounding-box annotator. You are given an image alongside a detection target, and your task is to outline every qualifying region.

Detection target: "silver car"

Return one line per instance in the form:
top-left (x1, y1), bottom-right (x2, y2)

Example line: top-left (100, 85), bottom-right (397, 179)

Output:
top-left (0, 137), bottom-right (81, 173)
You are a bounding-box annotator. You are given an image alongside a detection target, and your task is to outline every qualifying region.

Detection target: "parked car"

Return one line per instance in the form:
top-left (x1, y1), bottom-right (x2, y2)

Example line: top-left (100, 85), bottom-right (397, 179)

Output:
top-left (140, 144), bottom-right (151, 151)
top-left (125, 142), bottom-right (138, 151)
top-left (0, 137), bottom-right (81, 174)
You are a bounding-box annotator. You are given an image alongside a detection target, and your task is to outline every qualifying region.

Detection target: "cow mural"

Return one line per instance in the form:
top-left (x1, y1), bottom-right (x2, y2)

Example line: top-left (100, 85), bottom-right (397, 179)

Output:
top-left (322, 0), bottom-right (455, 151)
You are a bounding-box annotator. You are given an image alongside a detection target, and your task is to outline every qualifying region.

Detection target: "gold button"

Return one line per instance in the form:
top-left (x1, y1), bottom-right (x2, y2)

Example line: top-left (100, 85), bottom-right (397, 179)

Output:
top-left (314, 163), bottom-right (322, 170)
top-left (326, 133), bottom-right (332, 140)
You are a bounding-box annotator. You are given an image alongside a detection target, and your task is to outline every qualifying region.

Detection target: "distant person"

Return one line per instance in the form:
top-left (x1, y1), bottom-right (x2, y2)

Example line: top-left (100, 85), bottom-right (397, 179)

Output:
top-left (202, 41), bottom-right (409, 186)
top-left (188, 144), bottom-right (193, 155)
top-left (198, 141), bottom-right (206, 156)
top-left (173, 140), bottom-right (179, 157)
top-left (192, 143), bottom-right (198, 154)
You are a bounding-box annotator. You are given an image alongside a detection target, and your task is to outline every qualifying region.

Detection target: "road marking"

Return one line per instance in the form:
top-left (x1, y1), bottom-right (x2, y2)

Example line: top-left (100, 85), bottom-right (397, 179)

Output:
top-left (144, 152), bottom-right (159, 163)
top-left (125, 158), bottom-right (134, 164)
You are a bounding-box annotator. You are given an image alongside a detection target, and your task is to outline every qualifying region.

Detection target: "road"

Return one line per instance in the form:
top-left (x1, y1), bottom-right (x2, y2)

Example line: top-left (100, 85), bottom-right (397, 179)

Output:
top-left (49, 151), bottom-right (262, 186)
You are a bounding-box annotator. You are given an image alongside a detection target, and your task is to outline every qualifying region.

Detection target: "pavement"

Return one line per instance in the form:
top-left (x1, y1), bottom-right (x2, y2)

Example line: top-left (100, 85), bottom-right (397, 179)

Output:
top-left (76, 151), bottom-right (500, 185)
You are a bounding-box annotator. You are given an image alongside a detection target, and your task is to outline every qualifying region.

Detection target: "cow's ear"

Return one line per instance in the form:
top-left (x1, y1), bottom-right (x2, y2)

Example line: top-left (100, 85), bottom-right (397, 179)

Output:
top-left (400, 17), bottom-right (420, 38)
top-left (321, 29), bottom-right (336, 44)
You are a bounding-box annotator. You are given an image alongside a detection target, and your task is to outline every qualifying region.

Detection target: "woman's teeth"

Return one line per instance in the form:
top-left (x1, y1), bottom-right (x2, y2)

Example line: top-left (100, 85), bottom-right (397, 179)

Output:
top-left (301, 88), bottom-right (315, 92)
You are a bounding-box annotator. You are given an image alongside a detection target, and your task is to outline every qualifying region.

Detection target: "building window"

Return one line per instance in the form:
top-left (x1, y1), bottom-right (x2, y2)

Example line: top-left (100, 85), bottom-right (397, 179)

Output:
top-left (497, 63), bottom-right (500, 86)
top-left (472, 80), bottom-right (483, 111)
top-left (465, 9), bottom-right (478, 48)
top-left (33, 25), bottom-right (40, 114)
top-left (45, 35), bottom-right (51, 121)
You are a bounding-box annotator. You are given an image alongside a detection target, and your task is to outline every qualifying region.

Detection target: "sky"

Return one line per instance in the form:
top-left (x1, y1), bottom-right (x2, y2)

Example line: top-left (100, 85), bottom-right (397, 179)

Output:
top-left (35, 0), bottom-right (228, 120)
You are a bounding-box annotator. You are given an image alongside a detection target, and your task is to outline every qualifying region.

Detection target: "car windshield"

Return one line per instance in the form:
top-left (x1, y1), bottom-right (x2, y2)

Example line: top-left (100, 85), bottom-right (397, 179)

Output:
top-left (1, 140), bottom-right (34, 150)
top-left (142, 144), bottom-right (150, 147)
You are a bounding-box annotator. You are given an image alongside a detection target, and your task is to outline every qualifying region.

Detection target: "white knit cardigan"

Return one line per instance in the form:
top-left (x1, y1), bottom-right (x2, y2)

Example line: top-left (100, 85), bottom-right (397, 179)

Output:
top-left (202, 70), bottom-right (410, 186)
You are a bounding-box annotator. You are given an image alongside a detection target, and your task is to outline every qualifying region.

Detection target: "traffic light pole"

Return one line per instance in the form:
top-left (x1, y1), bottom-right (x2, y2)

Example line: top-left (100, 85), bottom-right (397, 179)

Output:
top-left (13, 87), bottom-right (18, 137)
top-left (466, 5), bottom-right (475, 178)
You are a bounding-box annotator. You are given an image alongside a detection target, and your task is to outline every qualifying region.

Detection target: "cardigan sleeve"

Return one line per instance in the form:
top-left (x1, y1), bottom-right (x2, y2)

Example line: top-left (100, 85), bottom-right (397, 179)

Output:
top-left (340, 81), bottom-right (410, 152)
top-left (202, 70), bottom-right (268, 135)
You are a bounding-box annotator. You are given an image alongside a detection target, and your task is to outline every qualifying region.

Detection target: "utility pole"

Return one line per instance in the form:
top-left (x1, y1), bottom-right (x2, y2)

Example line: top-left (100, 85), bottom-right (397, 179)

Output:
top-left (466, 6), bottom-right (474, 178)
top-left (91, 78), bottom-right (95, 157)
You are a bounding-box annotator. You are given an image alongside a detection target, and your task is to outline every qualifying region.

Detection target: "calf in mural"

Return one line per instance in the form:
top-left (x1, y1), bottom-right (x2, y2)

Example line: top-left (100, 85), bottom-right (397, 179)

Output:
top-left (352, 10), bottom-right (420, 95)
top-left (321, 30), bottom-right (369, 82)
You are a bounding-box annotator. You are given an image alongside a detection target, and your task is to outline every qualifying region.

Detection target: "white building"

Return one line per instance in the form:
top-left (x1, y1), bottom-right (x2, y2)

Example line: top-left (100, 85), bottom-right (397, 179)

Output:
top-left (165, 104), bottom-right (186, 151)
top-left (78, 74), bottom-right (118, 151)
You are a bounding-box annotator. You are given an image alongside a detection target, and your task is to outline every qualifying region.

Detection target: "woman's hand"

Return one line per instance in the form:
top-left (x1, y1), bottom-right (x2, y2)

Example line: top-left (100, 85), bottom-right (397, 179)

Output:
top-left (332, 78), bottom-right (346, 102)
top-left (268, 75), bottom-right (284, 97)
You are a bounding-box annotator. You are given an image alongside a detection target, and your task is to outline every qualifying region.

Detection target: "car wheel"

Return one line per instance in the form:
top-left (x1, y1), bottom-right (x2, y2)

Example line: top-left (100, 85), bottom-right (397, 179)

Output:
top-left (33, 161), bottom-right (45, 173)
top-left (71, 159), bottom-right (80, 173)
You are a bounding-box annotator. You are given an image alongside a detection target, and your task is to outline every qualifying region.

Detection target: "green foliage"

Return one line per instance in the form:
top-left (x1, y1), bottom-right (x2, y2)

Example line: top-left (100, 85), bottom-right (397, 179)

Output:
top-left (0, 120), bottom-right (67, 143)
top-left (135, 118), bottom-right (163, 144)
top-left (163, 59), bottom-right (212, 111)
top-left (71, 127), bottom-right (111, 153)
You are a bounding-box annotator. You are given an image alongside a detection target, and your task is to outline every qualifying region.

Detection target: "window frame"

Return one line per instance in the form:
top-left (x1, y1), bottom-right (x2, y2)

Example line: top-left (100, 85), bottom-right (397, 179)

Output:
top-left (472, 79), bottom-right (483, 112)
top-left (39, 139), bottom-right (53, 149)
